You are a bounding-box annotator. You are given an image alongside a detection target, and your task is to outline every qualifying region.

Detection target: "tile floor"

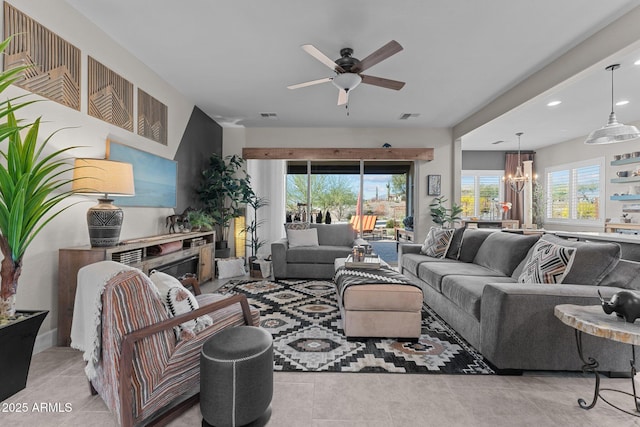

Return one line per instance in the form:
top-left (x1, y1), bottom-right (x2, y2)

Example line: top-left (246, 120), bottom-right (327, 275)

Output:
top-left (4, 348), bottom-right (640, 426)
top-left (5, 276), bottom-right (640, 426)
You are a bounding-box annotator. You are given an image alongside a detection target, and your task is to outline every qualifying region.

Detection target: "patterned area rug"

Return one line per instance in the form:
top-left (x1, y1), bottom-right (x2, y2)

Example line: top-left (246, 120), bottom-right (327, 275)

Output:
top-left (219, 279), bottom-right (494, 374)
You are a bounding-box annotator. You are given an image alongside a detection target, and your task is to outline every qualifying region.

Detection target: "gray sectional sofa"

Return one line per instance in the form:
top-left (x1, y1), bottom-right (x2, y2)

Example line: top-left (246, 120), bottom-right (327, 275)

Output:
top-left (272, 223), bottom-right (367, 279)
top-left (400, 229), bottom-right (640, 373)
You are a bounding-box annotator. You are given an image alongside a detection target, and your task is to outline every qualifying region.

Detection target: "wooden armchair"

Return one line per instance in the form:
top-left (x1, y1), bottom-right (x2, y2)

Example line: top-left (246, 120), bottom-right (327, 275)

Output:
top-left (77, 262), bottom-right (259, 426)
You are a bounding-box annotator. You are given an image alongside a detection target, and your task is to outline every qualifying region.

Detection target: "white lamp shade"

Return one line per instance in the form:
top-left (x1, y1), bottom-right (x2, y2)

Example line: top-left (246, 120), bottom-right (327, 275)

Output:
top-left (72, 158), bottom-right (135, 197)
top-left (332, 73), bottom-right (362, 91)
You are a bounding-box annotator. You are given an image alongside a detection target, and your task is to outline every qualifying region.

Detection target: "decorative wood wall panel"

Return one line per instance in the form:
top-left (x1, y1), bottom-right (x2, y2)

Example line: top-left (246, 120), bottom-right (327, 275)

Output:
top-left (138, 88), bottom-right (167, 145)
top-left (88, 56), bottom-right (133, 131)
top-left (3, 3), bottom-right (81, 110)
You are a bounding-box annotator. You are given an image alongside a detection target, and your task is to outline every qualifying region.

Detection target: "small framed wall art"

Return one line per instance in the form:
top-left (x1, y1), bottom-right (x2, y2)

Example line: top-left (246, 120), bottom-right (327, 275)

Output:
top-left (427, 174), bottom-right (441, 196)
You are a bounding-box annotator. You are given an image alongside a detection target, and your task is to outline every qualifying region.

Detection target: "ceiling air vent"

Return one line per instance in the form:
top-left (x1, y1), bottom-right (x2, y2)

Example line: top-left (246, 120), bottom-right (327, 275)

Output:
top-left (260, 112), bottom-right (278, 119)
top-left (399, 113), bottom-right (420, 120)
top-left (491, 140), bottom-right (505, 145)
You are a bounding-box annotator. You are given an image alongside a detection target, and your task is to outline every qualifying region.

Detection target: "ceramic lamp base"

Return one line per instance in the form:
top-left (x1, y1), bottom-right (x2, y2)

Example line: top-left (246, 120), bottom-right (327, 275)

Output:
top-left (87, 198), bottom-right (123, 247)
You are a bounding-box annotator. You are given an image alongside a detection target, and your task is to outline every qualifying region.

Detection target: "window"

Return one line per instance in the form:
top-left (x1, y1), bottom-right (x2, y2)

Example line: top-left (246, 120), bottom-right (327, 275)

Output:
top-left (286, 160), bottom-right (412, 230)
top-left (460, 170), bottom-right (504, 218)
top-left (545, 158), bottom-right (604, 224)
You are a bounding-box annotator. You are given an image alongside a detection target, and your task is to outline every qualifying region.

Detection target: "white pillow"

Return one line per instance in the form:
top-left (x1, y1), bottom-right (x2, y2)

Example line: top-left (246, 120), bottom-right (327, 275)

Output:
top-left (217, 257), bottom-right (246, 279)
top-left (420, 227), bottom-right (455, 258)
top-left (148, 271), bottom-right (213, 340)
top-left (287, 228), bottom-right (319, 248)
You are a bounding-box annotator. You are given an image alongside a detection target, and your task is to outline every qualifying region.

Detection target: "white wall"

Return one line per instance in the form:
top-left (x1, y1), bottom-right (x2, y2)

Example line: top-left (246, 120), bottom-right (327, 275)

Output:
top-left (243, 127), bottom-right (454, 244)
top-left (3, 0), bottom-right (196, 343)
top-left (534, 119), bottom-right (640, 232)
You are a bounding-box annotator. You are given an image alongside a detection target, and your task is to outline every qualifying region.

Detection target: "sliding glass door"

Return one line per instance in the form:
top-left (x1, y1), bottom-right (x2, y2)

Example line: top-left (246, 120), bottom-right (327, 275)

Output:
top-left (285, 160), bottom-right (412, 239)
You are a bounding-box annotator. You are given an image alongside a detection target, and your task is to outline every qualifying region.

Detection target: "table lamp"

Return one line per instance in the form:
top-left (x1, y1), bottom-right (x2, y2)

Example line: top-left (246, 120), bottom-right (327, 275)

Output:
top-left (72, 158), bottom-right (135, 247)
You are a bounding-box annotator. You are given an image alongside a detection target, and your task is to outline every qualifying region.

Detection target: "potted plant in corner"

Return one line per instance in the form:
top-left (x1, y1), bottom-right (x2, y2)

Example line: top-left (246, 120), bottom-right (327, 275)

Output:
top-left (429, 196), bottom-right (463, 228)
top-left (0, 36), bottom-right (78, 401)
top-left (243, 193), bottom-right (269, 278)
top-left (197, 154), bottom-right (252, 258)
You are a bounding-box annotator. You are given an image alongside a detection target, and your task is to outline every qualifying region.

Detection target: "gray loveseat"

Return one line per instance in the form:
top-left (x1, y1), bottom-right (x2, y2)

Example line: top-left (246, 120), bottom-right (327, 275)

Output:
top-left (400, 229), bottom-right (640, 373)
top-left (272, 223), bottom-right (366, 279)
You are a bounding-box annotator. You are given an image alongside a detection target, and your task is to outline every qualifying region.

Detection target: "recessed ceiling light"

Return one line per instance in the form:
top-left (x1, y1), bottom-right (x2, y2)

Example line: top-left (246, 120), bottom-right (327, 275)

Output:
top-left (616, 100), bottom-right (630, 106)
top-left (547, 100), bottom-right (562, 107)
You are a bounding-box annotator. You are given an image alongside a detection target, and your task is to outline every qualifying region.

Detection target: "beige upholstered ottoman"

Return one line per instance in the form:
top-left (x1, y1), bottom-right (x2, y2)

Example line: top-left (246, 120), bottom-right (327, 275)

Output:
top-left (334, 258), bottom-right (423, 338)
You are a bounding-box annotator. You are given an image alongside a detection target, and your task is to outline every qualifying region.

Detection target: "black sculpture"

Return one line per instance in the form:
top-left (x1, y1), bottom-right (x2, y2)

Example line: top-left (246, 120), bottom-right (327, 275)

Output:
top-left (325, 210), bottom-right (332, 224)
top-left (598, 289), bottom-right (640, 323)
top-left (316, 211), bottom-right (323, 224)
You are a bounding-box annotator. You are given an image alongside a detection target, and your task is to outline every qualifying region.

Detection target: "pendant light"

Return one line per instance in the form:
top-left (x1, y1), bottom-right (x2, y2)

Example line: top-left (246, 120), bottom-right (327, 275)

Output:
top-left (503, 132), bottom-right (529, 193)
top-left (585, 64), bottom-right (640, 145)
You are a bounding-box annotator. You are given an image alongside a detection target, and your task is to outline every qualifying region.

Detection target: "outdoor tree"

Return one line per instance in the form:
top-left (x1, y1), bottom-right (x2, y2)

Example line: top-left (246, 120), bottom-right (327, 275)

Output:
top-left (391, 174), bottom-right (406, 199)
top-left (286, 174), bottom-right (357, 221)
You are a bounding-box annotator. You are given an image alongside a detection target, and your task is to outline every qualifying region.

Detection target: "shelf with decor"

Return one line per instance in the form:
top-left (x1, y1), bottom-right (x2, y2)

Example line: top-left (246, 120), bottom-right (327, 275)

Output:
top-left (610, 195), bottom-right (640, 201)
top-left (611, 158), bottom-right (640, 166)
top-left (611, 176), bottom-right (640, 183)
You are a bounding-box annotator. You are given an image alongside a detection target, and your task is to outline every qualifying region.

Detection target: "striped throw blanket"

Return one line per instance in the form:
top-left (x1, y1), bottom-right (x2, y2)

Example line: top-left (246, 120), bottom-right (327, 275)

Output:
top-left (333, 265), bottom-right (420, 302)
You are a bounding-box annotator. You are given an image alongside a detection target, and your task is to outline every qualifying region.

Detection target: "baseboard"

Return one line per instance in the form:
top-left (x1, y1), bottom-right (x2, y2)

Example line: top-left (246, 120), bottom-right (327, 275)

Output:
top-left (33, 328), bottom-right (57, 354)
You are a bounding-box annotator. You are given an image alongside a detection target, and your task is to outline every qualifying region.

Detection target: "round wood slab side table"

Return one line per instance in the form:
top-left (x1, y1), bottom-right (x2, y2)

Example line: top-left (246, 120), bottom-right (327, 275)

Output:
top-left (554, 304), bottom-right (640, 416)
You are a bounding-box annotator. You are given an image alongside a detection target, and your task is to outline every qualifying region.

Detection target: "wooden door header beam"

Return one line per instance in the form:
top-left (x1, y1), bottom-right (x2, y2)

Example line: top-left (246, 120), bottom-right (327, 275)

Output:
top-left (242, 147), bottom-right (433, 161)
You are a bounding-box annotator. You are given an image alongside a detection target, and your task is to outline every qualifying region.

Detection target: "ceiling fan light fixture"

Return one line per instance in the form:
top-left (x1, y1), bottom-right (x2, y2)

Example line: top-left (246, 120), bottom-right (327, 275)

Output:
top-left (585, 64), bottom-right (640, 145)
top-left (332, 73), bottom-right (362, 92)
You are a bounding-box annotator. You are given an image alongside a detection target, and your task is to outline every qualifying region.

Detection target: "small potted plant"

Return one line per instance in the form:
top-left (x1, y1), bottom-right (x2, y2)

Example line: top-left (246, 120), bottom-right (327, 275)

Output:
top-left (429, 196), bottom-right (463, 228)
top-left (187, 210), bottom-right (213, 232)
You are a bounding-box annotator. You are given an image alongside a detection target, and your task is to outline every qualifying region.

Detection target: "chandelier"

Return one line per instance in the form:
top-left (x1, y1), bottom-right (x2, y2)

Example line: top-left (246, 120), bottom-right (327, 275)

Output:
top-left (503, 132), bottom-right (529, 193)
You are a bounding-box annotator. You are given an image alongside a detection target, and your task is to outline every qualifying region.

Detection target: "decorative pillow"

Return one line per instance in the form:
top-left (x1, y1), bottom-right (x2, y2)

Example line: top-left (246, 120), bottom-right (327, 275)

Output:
top-left (149, 271), bottom-right (213, 340)
top-left (517, 240), bottom-right (576, 284)
top-left (540, 234), bottom-right (621, 285)
top-left (420, 227), bottom-right (455, 258)
top-left (287, 228), bottom-right (319, 248)
top-left (217, 257), bottom-right (246, 279)
top-left (284, 222), bottom-right (309, 232)
top-left (445, 227), bottom-right (466, 260)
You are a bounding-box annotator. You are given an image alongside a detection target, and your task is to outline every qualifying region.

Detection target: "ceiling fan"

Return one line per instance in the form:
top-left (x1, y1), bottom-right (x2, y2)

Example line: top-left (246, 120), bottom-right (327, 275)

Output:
top-left (287, 40), bottom-right (405, 106)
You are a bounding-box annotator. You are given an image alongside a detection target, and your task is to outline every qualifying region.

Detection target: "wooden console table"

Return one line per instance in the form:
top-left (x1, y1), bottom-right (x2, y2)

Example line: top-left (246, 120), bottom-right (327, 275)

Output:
top-left (57, 231), bottom-right (215, 346)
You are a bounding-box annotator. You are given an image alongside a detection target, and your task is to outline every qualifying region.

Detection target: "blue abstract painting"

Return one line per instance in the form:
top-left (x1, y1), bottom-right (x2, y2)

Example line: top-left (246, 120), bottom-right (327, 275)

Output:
top-left (107, 140), bottom-right (177, 207)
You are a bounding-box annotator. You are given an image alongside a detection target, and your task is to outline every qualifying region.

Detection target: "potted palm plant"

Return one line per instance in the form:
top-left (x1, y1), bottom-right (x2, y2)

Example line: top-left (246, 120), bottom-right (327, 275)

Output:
top-left (0, 35), bottom-right (78, 400)
top-left (243, 193), bottom-right (269, 278)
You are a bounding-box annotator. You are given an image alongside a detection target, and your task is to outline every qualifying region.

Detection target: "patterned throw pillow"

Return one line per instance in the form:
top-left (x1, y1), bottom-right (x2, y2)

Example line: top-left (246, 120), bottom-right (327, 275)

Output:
top-left (149, 271), bottom-right (213, 340)
top-left (284, 222), bottom-right (309, 233)
top-left (518, 240), bottom-right (576, 284)
top-left (420, 227), bottom-right (455, 258)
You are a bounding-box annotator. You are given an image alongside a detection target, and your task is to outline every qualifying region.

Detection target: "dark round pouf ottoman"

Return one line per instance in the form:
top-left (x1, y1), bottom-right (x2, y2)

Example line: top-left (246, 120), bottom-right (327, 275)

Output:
top-left (201, 326), bottom-right (273, 427)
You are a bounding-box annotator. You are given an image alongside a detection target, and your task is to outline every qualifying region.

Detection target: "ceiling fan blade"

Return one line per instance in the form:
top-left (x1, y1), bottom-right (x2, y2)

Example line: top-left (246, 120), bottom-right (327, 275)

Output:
top-left (337, 89), bottom-right (348, 105)
top-left (302, 44), bottom-right (345, 73)
top-left (352, 40), bottom-right (403, 73)
top-left (287, 77), bottom-right (332, 90)
top-left (360, 74), bottom-right (405, 90)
